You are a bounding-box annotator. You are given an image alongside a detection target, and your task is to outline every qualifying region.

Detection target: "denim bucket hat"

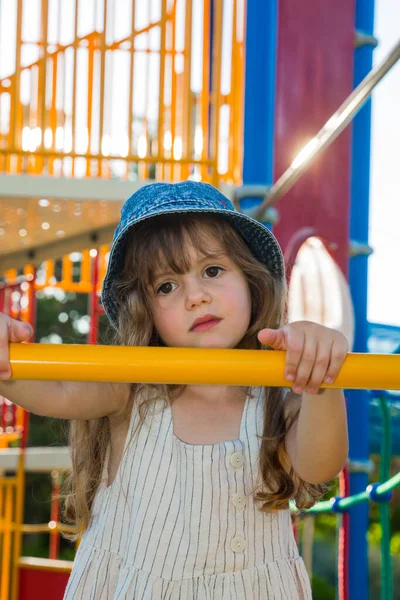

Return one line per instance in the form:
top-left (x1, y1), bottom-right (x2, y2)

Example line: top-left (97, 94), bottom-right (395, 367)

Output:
top-left (101, 180), bottom-right (285, 329)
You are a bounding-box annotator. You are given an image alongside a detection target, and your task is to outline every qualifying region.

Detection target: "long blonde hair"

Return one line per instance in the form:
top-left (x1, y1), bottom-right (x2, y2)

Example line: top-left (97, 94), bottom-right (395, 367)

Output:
top-left (62, 213), bottom-right (327, 539)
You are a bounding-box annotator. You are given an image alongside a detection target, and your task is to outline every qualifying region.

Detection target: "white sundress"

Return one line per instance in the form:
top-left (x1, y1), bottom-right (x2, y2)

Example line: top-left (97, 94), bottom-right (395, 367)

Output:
top-left (63, 387), bottom-right (312, 599)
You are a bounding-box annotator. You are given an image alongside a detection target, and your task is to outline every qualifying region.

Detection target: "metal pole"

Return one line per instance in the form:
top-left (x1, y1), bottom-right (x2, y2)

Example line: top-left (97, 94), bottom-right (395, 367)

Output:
top-left (252, 36), bottom-right (400, 217)
top-left (7, 344), bottom-right (400, 389)
top-left (242, 0), bottom-right (277, 219)
top-left (347, 1), bottom-right (376, 598)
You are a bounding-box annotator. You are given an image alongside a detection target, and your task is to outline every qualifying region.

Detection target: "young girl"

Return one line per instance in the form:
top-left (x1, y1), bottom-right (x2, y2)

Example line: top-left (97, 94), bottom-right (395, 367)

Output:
top-left (0, 180), bottom-right (349, 599)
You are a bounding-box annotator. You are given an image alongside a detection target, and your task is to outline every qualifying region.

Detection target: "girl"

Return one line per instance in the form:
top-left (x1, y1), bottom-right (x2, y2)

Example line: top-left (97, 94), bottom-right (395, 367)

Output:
top-left (0, 180), bottom-right (349, 599)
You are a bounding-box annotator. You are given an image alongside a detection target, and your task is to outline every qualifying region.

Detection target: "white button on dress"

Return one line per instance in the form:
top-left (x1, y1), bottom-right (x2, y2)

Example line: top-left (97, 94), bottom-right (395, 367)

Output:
top-left (230, 452), bottom-right (244, 468)
top-left (232, 493), bottom-right (247, 510)
top-left (230, 536), bottom-right (247, 553)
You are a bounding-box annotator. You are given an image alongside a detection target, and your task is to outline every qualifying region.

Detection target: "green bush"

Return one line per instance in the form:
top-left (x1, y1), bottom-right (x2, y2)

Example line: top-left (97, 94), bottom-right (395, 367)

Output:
top-left (311, 574), bottom-right (335, 600)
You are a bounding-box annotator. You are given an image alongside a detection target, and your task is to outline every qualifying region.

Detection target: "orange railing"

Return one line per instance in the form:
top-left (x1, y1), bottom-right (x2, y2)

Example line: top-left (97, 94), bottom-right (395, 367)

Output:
top-left (0, 0), bottom-right (245, 185)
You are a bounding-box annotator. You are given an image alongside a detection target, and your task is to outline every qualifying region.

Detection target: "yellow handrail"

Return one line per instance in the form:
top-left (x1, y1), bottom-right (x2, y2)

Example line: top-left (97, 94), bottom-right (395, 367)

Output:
top-left (8, 344), bottom-right (400, 390)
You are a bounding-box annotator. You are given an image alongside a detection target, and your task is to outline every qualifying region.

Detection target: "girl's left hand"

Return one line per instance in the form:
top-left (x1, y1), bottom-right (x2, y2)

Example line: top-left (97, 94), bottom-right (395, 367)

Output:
top-left (257, 321), bottom-right (349, 394)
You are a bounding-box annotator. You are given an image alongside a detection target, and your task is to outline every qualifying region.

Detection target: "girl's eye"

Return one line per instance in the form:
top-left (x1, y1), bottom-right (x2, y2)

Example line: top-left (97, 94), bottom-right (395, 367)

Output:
top-left (204, 266), bottom-right (224, 278)
top-left (156, 282), bottom-right (176, 295)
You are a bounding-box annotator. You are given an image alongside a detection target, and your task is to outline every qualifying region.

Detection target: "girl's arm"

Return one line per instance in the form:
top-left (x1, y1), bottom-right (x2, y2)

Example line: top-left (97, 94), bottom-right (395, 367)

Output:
top-left (284, 389), bottom-right (348, 484)
top-left (0, 378), bottom-right (129, 420)
top-left (0, 312), bottom-right (129, 420)
top-left (258, 321), bottom-right (350, 485)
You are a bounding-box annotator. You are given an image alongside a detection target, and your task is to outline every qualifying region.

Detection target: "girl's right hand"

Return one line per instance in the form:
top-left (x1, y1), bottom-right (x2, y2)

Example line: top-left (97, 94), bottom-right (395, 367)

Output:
top-left (0, 313), bottom-right (33, 380)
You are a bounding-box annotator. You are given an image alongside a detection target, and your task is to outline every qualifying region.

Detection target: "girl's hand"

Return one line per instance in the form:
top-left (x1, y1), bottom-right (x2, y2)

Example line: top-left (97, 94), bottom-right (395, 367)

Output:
top-left (257, 321), bottom-right (349, 394)
top-left (0, 313), bottom-right (33, 379)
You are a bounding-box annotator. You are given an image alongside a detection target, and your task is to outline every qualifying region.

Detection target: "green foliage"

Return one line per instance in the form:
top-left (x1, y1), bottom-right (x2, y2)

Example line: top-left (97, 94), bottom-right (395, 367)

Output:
top-left (311, 574), bottom-right (335, 600)
top-left (390, 532), bottom-right (400, 555)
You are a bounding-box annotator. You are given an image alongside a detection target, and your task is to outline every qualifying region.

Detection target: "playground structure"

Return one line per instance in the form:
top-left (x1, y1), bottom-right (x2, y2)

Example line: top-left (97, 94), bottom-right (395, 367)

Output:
top-left (0, 0), bottom-right (400, 599)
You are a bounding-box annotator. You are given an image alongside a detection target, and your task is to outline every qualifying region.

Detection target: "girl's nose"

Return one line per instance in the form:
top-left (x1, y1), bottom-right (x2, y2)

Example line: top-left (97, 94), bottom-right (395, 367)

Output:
top-left (184, 280), bottom-right (212, 309)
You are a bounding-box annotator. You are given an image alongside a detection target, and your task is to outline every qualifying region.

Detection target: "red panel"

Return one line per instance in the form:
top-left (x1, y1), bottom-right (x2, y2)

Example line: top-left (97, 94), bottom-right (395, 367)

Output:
top-left (273, 0), bottom-right (355, 275)
top-left (19, 568), bottom-right (69, 600)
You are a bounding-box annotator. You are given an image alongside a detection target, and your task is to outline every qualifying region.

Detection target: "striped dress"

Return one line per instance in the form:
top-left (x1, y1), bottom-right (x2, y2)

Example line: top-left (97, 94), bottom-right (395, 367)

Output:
top-left (63, 387), bottom-right (312, 599)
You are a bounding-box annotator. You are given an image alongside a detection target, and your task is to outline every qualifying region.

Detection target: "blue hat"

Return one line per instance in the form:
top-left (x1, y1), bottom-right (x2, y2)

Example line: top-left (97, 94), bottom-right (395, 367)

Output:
top-left (101, 180), bottom-right (285, 329)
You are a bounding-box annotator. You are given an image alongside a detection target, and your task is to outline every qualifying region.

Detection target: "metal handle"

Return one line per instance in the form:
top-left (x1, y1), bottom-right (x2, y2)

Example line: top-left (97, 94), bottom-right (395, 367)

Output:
top-left (253, 38), bottom-right (400, 218)
top-left (8, 343), bottom-right (400, 389)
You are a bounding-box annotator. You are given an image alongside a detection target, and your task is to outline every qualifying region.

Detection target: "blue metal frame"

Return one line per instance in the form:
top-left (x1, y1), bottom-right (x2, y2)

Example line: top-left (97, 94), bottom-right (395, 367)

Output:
top-left (242, 0), bottom-right (277, 218)
top-left (348, 0), bottom-right (376, 597)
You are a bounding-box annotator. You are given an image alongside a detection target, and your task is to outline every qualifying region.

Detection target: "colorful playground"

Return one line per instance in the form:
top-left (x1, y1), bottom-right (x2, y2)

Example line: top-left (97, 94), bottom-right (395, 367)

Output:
top-left (1, 0), bottom-right (400, 598)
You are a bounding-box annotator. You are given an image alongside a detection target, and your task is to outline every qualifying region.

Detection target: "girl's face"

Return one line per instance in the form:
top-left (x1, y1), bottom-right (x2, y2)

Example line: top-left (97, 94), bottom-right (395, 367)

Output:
top-left (149, 233), bottom-right (252, 349)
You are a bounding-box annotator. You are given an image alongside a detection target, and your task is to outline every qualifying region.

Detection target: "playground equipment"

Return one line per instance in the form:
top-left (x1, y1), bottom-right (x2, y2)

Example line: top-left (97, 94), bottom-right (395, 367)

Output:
top-left (1, 0), bottom-right (400, 599)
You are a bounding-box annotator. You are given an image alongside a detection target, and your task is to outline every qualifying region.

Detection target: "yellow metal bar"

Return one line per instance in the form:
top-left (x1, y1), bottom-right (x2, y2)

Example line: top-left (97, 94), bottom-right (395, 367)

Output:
top-left (11, 451), bottom-right (25, 600)
top-left (0, 146), bottom-right (214, 165)
top-left (1, 484), bottom-right (13, 600)
top-left (7, 344), bottom-right (400, 390)
top-left (21, 523), bottom-right (77, 535)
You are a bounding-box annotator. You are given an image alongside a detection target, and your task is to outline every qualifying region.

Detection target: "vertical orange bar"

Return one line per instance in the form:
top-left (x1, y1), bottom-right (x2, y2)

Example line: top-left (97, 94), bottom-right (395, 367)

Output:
top-left (48, 54), bottom-right (58, 175)
top-left (80, 250), bottom-right (91, 289)
top-left (62, 255), bottom-right (73, 288)
top-left (209, 0), bottom-right (223, 187)
top-left (7, 0), bottom-right (23, 174)
top-left (38, 0), bottom-right (49, 168)
top-left (14, 406), bottom-right (24, 430)
top-left (49, 471), bottom-right (60, 559)
top-left (201, 0), bottom-right (210, 181)
top-left (38, 0), bottom-right (49, 174)
top-left (27, 64), bottom-right (38, 174)
top-left (1, 484), bottom-right (13, 600)
top-left (98, 0), bottom-right (107, 177)
top-left (233, 2), bottom-right (245, 184)
top-left (139, 1), bottom-right (152, 181)
top-left (71, 0), bottom-right (79, 176)
top-left (227, 0), bottom-right (238, 183)
top-left (0, 484), bottom-right (5, 599)
top-left (86, 30), bottom-right (97, 177)
top-left (4, 270), bottom-right (17, 284)
top-left (9, 0), bottom-right (23, 152)
top-left (128, 2), bottom-right (136, 177)
top-left (181, 0), bottom-right (193, 180)
top-left (44, 260), bottom-right (55, 287)
top-left (57, 0), bottom-right (68, 177)
top-left (11, 451), bottom-right (26, 600)
top-left (170, 1), bottom-right (177, 181)
top-left (157, 0), bottom-right (167, 181)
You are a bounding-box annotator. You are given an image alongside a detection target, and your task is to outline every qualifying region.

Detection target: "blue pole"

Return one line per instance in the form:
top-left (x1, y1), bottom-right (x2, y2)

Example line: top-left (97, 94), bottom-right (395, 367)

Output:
top-left (242, 0), bottom-right (277, 216)
top-left (348, 1), bottom-right (375, 598)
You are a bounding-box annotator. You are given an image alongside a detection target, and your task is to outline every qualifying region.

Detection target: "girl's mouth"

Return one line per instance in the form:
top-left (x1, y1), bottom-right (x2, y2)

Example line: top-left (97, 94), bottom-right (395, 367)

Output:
top-left (191, 318), bottom-right (222, 332)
